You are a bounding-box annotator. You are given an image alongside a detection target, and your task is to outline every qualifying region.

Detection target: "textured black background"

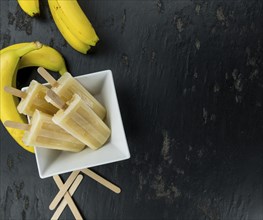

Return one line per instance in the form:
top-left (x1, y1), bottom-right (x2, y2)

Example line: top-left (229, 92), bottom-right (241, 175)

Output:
top-left (1, 0), bottom-right (263, 219)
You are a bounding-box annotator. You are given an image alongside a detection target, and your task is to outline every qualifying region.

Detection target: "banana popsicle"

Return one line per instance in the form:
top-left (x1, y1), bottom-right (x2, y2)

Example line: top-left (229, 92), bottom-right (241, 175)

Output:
top-left (47, 90), bottom-right (110, 150)
top-left (38, 67), bottom-right (106, 119)
top-left (4, 80), bottom-right (58, 116)
top-left (4, 110), bottom-right (86, 152)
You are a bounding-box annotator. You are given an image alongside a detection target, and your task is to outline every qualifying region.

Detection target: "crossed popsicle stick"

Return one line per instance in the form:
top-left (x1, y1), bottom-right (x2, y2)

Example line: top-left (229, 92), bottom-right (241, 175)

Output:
top-left (50, 168), bottom-right (121, 220)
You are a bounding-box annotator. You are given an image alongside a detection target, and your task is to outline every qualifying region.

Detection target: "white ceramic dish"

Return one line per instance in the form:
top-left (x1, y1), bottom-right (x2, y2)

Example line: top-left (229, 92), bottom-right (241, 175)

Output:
top-left (23, 70), bottom-right (130, 178)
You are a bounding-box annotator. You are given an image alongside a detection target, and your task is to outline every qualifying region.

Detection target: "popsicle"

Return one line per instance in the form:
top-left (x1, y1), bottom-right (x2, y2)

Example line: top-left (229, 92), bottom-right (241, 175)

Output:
top-left (37, 67), bottom-right (106, 119)
top-left (4, 80), bottom-right (58, 116)
top-left (4, 110), bottom-right (86, 152)
top-left (47, 90), bottom-right (110, 150)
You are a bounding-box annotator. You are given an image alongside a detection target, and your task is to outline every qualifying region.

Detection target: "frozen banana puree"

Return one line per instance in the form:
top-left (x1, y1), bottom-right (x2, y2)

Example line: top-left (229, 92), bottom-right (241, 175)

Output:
top-left (17, 80), bottom-right (58, 116)
top-left (48, 92), bottom-right (111, 150)
top-left (23, 110), bottom-right (86, 152)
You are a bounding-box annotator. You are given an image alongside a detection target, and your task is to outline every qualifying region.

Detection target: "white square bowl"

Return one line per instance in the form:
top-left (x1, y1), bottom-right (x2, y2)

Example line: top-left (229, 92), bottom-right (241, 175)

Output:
top-left (24, 70), bottom-right (130, 178)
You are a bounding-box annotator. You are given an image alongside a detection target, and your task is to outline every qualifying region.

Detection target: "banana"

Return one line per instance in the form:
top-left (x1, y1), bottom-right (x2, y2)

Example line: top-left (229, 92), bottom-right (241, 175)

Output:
top-left (1, 42), bottom-right (42, 153)
top-left (17, 0), bottom-right (40, 17)
top-left (48, 0), bottom-right (99, 48)
top-left (48, 0), bottom-right (90, 54)
top-left (0, 43), bottom-right (67, 74)
top-left (0, 43), bottom-right (67, 153)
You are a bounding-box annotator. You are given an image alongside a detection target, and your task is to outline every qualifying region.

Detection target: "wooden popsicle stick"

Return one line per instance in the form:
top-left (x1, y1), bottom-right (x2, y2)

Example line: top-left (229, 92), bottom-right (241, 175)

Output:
top-left (46, 90), bottom-right (67, 110)
top-left (4, 86), bottom-right (27, 99)
top-left (4, 121), bottom-right (30, 131)
top-left (49, 170), bottom-right (80, 210)
top-left (37, 67), bottom-right (59, 87)
top-left (51, 175), bottom-right (83, 220)
top-left (81, 168), bottom-right (121, 194)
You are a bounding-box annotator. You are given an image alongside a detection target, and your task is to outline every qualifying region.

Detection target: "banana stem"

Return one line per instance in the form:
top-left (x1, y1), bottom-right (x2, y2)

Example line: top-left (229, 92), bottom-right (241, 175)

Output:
top-left (15, 41), bottom-right (42, 57)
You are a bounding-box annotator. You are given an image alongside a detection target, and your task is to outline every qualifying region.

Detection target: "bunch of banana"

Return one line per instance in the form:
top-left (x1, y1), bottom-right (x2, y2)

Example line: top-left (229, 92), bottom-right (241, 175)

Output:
top-left (0, 42), bottom-right (67, 153)
top-left (17, 0), bottom-right (40, 17)
top-left (16, 0), bottom-right (99, 54)
top-left (48, 0), bottom-right (99, 54)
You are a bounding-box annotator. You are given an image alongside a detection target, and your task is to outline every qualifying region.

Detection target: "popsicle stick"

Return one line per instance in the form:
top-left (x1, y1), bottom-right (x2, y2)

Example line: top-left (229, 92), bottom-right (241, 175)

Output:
top-left (37, 67), bottom-right (59, 87)
top-left (81, 168), bottom-right (121, 194)
top-left (49, 170), bottom-right (80, 210)
top-left (4, 86), bottom-right (27, 99)
top-left (4, 121), bottom-right (30, 131)
top-left (51, 175), bottom-right (83, 220)
top-left (46, 90), bottom-right (67, 110)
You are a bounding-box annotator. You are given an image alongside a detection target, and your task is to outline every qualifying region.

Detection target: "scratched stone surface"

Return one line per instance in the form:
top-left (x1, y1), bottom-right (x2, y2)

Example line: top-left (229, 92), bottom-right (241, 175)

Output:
top-left (0, 0), bottom-right (263, 219)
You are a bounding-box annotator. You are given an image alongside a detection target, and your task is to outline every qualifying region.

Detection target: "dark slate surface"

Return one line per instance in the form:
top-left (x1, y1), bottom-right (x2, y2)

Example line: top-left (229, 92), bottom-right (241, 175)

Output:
top-left (1, 0), bottom-right (263, 219)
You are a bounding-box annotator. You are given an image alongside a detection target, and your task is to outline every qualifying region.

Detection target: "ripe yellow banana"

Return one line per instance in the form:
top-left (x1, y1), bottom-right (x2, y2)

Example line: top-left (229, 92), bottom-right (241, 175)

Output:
top-left (48, 0), bottom-right (90, 54)
top-left (0, 43), bottom-right (67, 153)
top-left (17, 0), bottom-right (40, 17)
top-left (48, 0), bottom-right (99, 50)
top-left (1, 42), bottom-right (42, 153)
top-left (0, 43), bottom-right (67, 74)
